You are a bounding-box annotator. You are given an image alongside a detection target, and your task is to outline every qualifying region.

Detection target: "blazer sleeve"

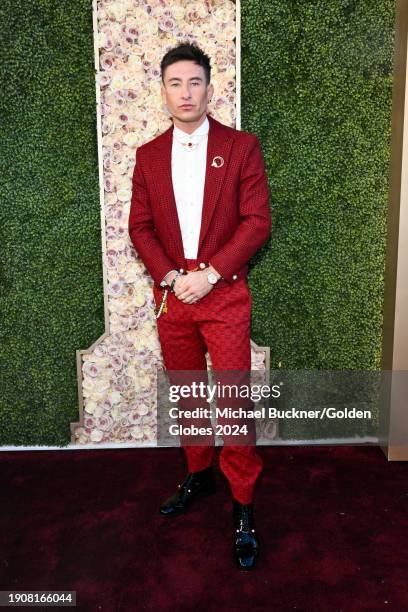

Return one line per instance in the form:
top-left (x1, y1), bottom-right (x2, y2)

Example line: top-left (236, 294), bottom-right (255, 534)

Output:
top-left (208, 135), bottom-right (271, 283)
top-left (129, 148), bottom-right (178, 287)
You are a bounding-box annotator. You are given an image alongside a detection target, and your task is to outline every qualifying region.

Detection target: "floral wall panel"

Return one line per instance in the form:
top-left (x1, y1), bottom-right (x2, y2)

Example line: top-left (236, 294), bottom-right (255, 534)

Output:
top-left (71, 0), bottom-right (269, 446)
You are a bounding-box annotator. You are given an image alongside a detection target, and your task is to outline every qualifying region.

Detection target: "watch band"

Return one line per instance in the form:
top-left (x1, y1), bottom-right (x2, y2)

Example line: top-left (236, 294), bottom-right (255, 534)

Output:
top-left (170, 271), bottom-right (181, 293)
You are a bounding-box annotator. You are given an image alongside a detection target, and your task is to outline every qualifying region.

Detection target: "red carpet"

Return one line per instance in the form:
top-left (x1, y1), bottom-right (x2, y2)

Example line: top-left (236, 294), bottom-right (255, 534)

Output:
top-left (1, 445), bottom-right (407, 611)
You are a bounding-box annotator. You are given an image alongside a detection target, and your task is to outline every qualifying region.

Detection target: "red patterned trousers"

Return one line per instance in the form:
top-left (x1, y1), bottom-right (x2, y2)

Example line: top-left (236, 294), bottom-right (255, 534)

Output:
top-left (153, 258), bottom-right (263, 504)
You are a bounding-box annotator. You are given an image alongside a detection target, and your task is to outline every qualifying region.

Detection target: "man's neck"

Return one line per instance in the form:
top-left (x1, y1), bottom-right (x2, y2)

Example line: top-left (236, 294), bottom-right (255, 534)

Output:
top-left (172, 113), bottom-right (208, 135)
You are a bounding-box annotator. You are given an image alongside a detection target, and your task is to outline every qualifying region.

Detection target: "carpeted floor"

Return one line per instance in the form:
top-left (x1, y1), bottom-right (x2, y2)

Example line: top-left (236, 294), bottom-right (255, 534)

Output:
top-left (1, 445), bottom-right (407, 611)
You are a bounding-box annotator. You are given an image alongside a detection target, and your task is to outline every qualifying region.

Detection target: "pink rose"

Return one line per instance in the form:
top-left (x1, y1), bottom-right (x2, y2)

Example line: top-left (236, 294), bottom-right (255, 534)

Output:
top-left (100, 52), bottom-right (114, 70)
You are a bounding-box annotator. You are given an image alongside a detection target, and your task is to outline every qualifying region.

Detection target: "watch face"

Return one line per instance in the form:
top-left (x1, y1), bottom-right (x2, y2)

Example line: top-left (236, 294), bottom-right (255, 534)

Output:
top-left (207, 272), bottom-right (217, 285)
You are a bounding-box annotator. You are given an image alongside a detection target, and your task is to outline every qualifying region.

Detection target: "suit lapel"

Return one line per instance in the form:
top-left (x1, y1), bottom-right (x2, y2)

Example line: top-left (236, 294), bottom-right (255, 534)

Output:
top-left (151, 126), bottom-right (185, 262)
top-left (151, 115), bottom-right (233, 259)
top-left (198, 116), bottom-right (233, 253)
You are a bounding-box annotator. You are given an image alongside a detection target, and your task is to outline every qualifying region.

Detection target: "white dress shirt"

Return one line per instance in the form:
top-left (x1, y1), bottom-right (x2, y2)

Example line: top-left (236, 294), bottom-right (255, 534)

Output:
top-left (160, 117), bottom-right (209, 286)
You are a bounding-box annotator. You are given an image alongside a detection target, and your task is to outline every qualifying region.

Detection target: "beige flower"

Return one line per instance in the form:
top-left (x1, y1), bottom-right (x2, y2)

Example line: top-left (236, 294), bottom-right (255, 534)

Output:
top-left (108, 390), bottom-right (122, 405)
top-left (172, 5), bottom-right (185, 21)
top-left (106, 3), bottom-right (126, 22)
top-left (116, 188), bottom-right (131, 202)
top-left (93, 404), bottom-right (106, 418)
top-left (125, 16), bottom-right (138, 29)
top-left (144, 20), bottom-right (159, 36)
top-left (109, 238), bottom-right (127, 251)
top-left (111, 406), bottom-right (121, 421)
top-left (76, 432), bottom-right (89, 445)
top-left (213, 4), bottom-right (234, 23)
top-left (130, 425), bottom-right (144, 439)
top-left (223, 25), bottom-right (237, 41)
top-left (133, 290), bottom-right (146, 307)
top-left (90, 429), bottom-right (104, 443)
top-left (123, 131), bottom-right (139, 149)
top-left (85, 400), bottom-right (98, 415)
top-left (137, 404), bottom-right (149, 416)
top-left (123, 263), bottom-right (138, 283)
top-left (133, 7), bottom-right (149, 27)
top-left (110, 73), bottom-right (127, 90)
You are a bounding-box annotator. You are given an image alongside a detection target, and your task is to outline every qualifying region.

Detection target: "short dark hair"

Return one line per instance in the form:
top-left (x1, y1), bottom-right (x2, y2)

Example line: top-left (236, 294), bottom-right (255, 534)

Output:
top-left (160, 43), bottom-right (211, 85)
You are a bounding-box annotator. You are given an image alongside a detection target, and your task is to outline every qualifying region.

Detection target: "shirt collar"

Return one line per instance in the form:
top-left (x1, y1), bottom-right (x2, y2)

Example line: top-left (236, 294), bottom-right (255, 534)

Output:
top-left (173, 116), bottom-right (209, 142)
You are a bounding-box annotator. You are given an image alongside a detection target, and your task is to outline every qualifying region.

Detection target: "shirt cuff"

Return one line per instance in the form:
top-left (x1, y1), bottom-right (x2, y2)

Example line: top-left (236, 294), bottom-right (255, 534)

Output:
top-left (160, 269), bottom-right (178, 287)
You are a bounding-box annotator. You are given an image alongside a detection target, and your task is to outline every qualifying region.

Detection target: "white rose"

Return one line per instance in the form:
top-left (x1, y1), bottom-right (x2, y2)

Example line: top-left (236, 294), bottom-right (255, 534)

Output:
top-left (144, 20), bottom-right (159, 36)
top-left (172, 5), bottom-right (185, 20)
top-left (144, 120), bottom-right (159, 139)
top-left (123, 263), bottom-right (138, 283)
top-left (93, 404), bottom-right (106, 418)
top-left (111, 406), bottom-right (121, 421)
top-left (213, 4), bottom-right (234, 23)
top-left (123, 132), bottom-right (139, 148)
top-left (117, 188), bottom-right (131, 202)
top-left (145, 335), bottom-right (160, 351)
top-left (139, 374), bottom-right (151, 389)
top-left (106, 3), bottom-right (126, 21)
top-left (142, 425), bottom-right (155, 441)
top-left (225, 65), bottom-right (236, 78)
top-left (126, 16), bottom-right (138, 29)
top-left (149, 79), bottom-right (161, 96)
top-left (127, 55), bottom-right (143, 69)
top-left (97, 32), bottom-right (107, 48)
top-left (133, 290), bottom-right (146, 307)
top-left (94, 378), bottom-right (111, 393)
top-left (223, 25), bottom-right (237, 41)
top-left (137, 403), bottom-right (149, 416)
top-left (109, 238), bottom-right (127, 251)
top-left (133, 8), bottom-right (148, 26)
top-left (115, 176), bottom-right (131, 191)
top-left (90, 355), bottom-right (110, 368)
top-left (85, 400), bottom-right (98, 415)
top-left (113, 297), bottom-right (131, 315)
top-left (90, 429), bottom-right (104, 442)
top-left (130, 425), bottom-right (144, 439)
top-left (77, 433), bottom-right (89, 445)
top-left (109, 390), bottom-right (122, 404)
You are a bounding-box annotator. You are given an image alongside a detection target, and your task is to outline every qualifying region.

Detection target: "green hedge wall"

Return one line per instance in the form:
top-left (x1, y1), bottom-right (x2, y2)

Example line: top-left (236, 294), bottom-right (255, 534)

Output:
top-left (0, 1), bottom-right (396, 445)
top-left (243, 0), bottom-right (395, 371)
top-left (0, 0), bottom-right (104, 445)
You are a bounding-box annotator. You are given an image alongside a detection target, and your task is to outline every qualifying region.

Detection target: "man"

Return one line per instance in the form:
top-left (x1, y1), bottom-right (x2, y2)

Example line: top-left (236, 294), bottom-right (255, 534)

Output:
top-left (129, 43), bottom-right (271, 570)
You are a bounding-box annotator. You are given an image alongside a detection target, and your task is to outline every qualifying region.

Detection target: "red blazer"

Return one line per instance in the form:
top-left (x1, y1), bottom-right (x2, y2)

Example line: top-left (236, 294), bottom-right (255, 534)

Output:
top-left (129, 114), bottom-right (271, 288)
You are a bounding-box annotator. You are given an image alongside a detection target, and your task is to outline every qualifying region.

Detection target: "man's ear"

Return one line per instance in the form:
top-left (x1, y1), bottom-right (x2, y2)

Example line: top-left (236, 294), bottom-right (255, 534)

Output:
top-left (161, 83), bottom-right (167, 106)
top-left (207, 82), bottom-right (214, 102)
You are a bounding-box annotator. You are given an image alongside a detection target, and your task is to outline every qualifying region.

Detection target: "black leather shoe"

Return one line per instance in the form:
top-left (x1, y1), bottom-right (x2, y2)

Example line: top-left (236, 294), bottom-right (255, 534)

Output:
top-left (233, 500), bottom-right (260, 570)
top-left (159, 466), bottom-right (216, 517)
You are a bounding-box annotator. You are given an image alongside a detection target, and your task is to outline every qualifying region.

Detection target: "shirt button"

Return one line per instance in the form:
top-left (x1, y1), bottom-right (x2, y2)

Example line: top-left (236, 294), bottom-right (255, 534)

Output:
top-left (232, 274), bottom-right (237, 280)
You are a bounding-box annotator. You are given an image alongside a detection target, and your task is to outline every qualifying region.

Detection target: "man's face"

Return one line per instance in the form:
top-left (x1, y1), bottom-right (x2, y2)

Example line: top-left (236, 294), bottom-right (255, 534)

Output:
top-left (161, 60), bottom-right (214, 126)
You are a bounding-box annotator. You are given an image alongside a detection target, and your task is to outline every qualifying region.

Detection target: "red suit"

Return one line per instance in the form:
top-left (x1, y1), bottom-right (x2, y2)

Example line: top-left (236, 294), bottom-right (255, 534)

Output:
top-left (129, 114), bottom-right (271, 504)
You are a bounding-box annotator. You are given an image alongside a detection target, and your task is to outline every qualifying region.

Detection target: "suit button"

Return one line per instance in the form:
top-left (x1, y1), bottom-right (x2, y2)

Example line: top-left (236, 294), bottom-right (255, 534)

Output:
top-left (232, 274), bottom-right (237, 280)
top-left (199, 263), bottom-right (206, 269)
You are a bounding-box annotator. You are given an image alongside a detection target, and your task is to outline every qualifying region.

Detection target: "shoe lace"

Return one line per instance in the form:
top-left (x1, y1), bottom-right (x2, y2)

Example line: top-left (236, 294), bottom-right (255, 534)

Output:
top-left (178, 473), bottom-right (195, 494)
top-left (237, 506), bottom-right (252, 532)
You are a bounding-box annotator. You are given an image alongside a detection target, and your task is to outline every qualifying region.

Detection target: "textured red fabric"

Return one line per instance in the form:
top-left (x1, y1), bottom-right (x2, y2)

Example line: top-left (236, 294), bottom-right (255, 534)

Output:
top-left (153, 259), bottom-right (263, 504)
top-left (129, 114), bottom-right (271, 287)
top-left (129, 116), bottom-right (271, 504)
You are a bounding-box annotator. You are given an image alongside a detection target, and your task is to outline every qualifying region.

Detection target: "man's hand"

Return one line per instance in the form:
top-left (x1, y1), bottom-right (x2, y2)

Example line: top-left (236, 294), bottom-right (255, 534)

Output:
top-left (174, 267), bottom-right (221, 304)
